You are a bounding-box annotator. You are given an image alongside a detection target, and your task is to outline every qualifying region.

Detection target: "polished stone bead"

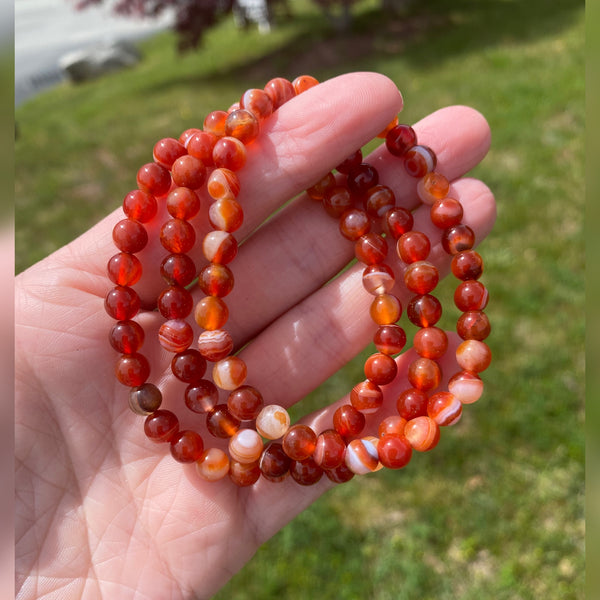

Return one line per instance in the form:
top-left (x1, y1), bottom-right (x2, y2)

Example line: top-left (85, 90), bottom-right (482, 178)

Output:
top-left (166, 187), bottom-right (200, 220)
top-left (160, 253), bottom-right (197, 286)
top-left (292, 74), bottom-right (319, 94)
top-left (153, 137), bottom-right (186, 169)
top-left (256, 404), bottom-right (291, 440)
top-left (373, 324), bottom-right (406, 355)
top-left (442, 224), bottom-right (476, 255)
top-left (323, 185), bottom-right (353, 218)
top-left (207, 168), bottom-right (241, 201)
top-left (160, 218), bottom-right (196, 254)
top-left (144, 409), bottom-right (179, 443)
top-left (377, 434), bottom-right (412, 469)
top-left (290, 458), bottom-right (323, 486)
top-left (306, 172), bottom-right (336, 200)
top-left (404, 145), bottom-right (437, 178)
top-left (345, 438), bottom-right (379, 474)
top-left (198, 263), bottom-right (234, 298)
top-left (158, 285), bottom-right (193, 319)
top-left (339, 208), bottom-right (371, 241)
top-left (194, 296), bottom-right (229, 330)
top-left (385, 124), bottom-right (417, 157)
top-left (112, 219), bottom-right (148, 254)
top-left (105, 286), bottom-right (140, 320)
top-left (158, 319), bottom-right (194, 353)
top-left (122, 189), bottom-right (157, 223)
top-left (208, 198), bottom-right (244, 232)
top-left (179, 127), bottom-right (201, 146)
top-left (229, 459), bottom-right (261, 486)
top-left (128, 383), bottom-right (162, 415)
top-left (185, 380), bottom-right (219, 414)
top-left (384, 206), bottom-right (414, 239)
top-left (413, 326), bottom-right (448, 359)
top-left (451, 250), bottom-right (484, 280)
top-left (197, 329), bottom-right (234, 362)
top-left (202, 230), bottom-right (238, 264)
top-left (377, 115), bottom-right (399, 138)
top-left (206, 404), bottom-right (241, 438)
top-left (416, 171), bottom-right (450, 205)
top-left (324, 462), bottom-right (355, 484)
top-left (225, 109), bottom-right (259, 144)
top-left (186, 131), bottom-right (217, 165)
top-left (313, 429), bottom-right (346, 469)
top-left (430, 197), bottom-right (463, 229)
top-left (203, 110), bottom-right (228, 137)
top-left (240, 88), bottom-right (274, 121)
top-left (404, 261), bottom-right (439, 294)
top-left (404, 416), bottom-right (440, 451)
top-left (378, 415), bottom-right (407, 438)
top-left (369, 293), bottom-right (402, 325)
top-left (457, 310), bottom-right (491, 340)
top-left (264, 77), bottom-right (295, 109)
top-left (365, 185), bottom-right (395, 218)
top-left (362, 263), bottom-right (395, 295)
top-left (396, 387), bottom-right (429, 420)
top-left (259, 442), bottom-right (291, 482)
top-left (428, 391), bottom-right (462, 426)
top-left (454, 280), bottom-right (489, 311)
top-left (336, 149), bottom-right (363, 174)
top-left (213, 136), bottom-right (247, 171)
top-left (109, 320), bottom-right (144, 353)
top-left (170, 429), bottom-right (204, 463)
top-left (355, 233), bottom-right (388, 265)
top-left (282, 424), bottom-right (317, 460)
top-left (228, 385), bottom-right (264, 421)
top-left (212, 356), bottom-right (247, 390)
top-left (136, 162), bottom-right (171, 197)
top-left (196, 447), bottom-right (230, 481)
top-left (397, 231), bottom-right (431, 263)
top-left (407, 357), bottom-right (442, 392)
top-left (351, 379), bottom-right (384, 413)
top-left (448, 370), bottom-right (484, 404)
top-left (107, 252), bottom-right (142, 286)
top-left (171, 349), bottom-right (207, 383)
top-left (347, 163), bottom-right (379, 195)
top-left (456, 340), bottom-right (492, 373)
top-left (171, 155), bottom-right (206, 189)
top-left (406, 294), bottom-right (442, 327)
top-left (229, 429), bottom-right (264, 464)
top-left (333, 403), bottom-right (366, 438)
top-left (365, 351), bottom-right (398, 386)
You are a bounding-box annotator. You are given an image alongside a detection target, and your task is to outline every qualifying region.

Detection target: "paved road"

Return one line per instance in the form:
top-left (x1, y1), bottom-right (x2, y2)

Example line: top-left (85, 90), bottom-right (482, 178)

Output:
top-left (15, 0), bottom-right (173, 106)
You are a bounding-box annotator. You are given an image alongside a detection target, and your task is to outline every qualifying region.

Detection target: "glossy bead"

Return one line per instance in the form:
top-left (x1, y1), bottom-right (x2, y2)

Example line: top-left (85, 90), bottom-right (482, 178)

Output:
top-left (225, 109), bottom-right (259, 144)
top-left (186, 131), bottom-right (217, 165)
top-left (198, 263), bottom-right (234, 297)
top-left (431, 197), bottom-right (463, 229)
top-left (413, 327), bottom-right (448, 359)
top-left (290, 458), bottom-right (323, 486)
top-left (282, 424), bottom-right (317, 461)
top-left (171, 155), bottom-right (206, 189)
top-left (325, 462), bottom-right (355, 484)
top-left (109, 320), bottom-right (144, 353)
top-left (170, 430), bottom-right (204, 463)
top-left (396, 387), bottom-right (429, 420)
top-left (457, 310), bottom-right (491, 340)
top-left (407, 294), bottom-right (442, 327)
top-left (306, 172), bottom-right (336, 200)
top-left (407, 357), bottom-right (442, 392)
top-left (105, 286), bottom-right (140, 320)
top-left (351, 380), bottom-right (383, 414)
top-left (333, 404), bottom-right (366, 438)
top-left (195, 296), bottom-right (229, 331)
top-left (196, 448), bottom-right (229, 481)
top-left (448, 370), bottom-right (484, 404)
top-left (228, 429), bottom-right (264, 464)
top-left (417, 171), bottom-right (450, 205)
top-left (456, 340), bottom-right (492, 373)
top-left (153, 137), bottom-right (186, 169)
top-left (385, 124), bottom-right (417, 157)
top-left (107, 252), bottom-right (142, 286)
top-left (264, 77), bottom-right (295, 109)
top-left (240, 88), bottom-right (274, 120)
top-left (347, 163), bottom-right (379, 195)
top-left (365, 185), bottom-right (395, 218)
top-left (158, 285), bottom-right (193, 319)
top-left (428, 392), bottom-right (462, 426)
top-left (370, 293), bottom-right (401, 325)
top-left (112, 219), bottom-right (148, 254)
top-left (404, 145), bottom-right (437, 177)
top-left (442, 224), bottom-right (476, 255)
top-left (160, 253), bottom-right (197, 286)
top-left (355, 233), bottom-right (388, 265)
top-left (454, 280), bottom-right (489, 311)
top-left (313, 429), bottom-right (346, 469)
top-left (377, 115), bottom-right (399, 138)
top-left (171, 349), bottom-right (207, 383)
top-left (206, 404), bottom-right (241, 438)
top-left (404, 416), bottom-right (440, 451)
top-left (256, 404), bottom-right (291, 440)
top-left (345, 438), bottom-right (379, 474)
top-left (185, 380), bottom-right (219, 414)
top-left (207, 168), bottom-right (240, 201)
top-left (404, 261), bottom-right (439, 294)
top-left (202, 230), bottom-right (238, 264)
top-left (213, 136), bottom-right (247, 171)
top-left (144, 409), bottom-right (179, 443)
top-left (228, 385), bottom-right (264, 421)
top-left (378, 415), bottom-right (407, 438)
top-left (197, 329), bottom-right (234, 362)
top-left (212, 356), bottom-right (247, 390)
top-left (179, 127), bottom-right (201, 146)
top-left (364, 353), bottom-right (398, 386)
top-left (122, 189), bottom-right (157, 223)
top-left (362, 263), bottom-right (395, 295)
top-left (336, 149), bottom-right (363, 174)
top-left (377, 434), bottom-right (412, 469)
top-left (373, 324), bottom-right (406, 355)
top-left (203, 110), bottom-right (228, 137)
top-left (128, 383), bottom-right (162, 415)
top-left (397, 231), bottom-right (431, 263)
top-left (166, 187), bottom-right (200, 220)
top-left (323, 186), bottom-right (352, 218)
top-left (451, 250), bottom-right (484, 281)
top-left (339, 208), bottom-right (371, 241)
top-left (259, 442), bottom-right (291, 482)
top-left (158, 319), bottom-right (194, 353)
top-left (385, 206), bottom-right (414, 239)
top-left (160, 219), bottom-right (196, 254)
top-left (229, 460), bottom-right (261, 486)
top-left (292, 74), bottom-right (319, 94)
top-left (136, 162), bottom-right (171, 196)
top-left (208, 198), bottom-right (244, 232)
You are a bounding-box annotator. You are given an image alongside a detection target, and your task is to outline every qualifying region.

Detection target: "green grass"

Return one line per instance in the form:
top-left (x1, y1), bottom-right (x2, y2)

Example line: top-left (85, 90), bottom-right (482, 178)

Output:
top-left (16, 0), bottom-right (585, 598)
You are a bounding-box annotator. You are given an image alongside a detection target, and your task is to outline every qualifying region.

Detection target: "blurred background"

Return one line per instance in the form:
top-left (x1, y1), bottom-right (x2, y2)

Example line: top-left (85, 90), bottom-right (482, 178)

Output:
top-left (14, 0), bottom-right (585, 598)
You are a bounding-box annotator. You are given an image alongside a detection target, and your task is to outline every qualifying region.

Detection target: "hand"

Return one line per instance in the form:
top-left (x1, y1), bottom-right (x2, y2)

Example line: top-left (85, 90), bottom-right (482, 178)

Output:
top-left (15, 72), bottom-right (496, 600)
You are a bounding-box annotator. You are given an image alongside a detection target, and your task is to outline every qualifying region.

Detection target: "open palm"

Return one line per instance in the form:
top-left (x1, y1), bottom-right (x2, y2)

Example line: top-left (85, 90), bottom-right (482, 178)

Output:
top-left (15, 72), bottom-right (495, 600)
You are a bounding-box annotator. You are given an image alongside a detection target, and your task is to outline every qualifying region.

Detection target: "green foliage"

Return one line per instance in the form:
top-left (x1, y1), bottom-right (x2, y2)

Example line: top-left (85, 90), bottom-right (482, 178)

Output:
top-left (15, 0), bottom-right (584, 598)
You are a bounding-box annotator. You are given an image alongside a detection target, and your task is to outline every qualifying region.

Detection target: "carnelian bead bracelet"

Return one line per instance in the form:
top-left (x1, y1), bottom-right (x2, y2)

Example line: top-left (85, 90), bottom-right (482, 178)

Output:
top-left (105, 75), bottom-right (492, 487)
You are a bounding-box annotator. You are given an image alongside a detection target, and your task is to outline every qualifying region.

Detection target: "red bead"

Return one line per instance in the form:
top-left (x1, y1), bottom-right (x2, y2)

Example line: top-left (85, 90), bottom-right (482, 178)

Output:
top-left (264, 77), bottom-right (295, 109)
top-left (457, 310), bottom-right (491, 340)
top-left (185, 380), bottom-right (219, 414)
top-left (347, 163), bottom-right (379, 196)
top-left (428, 392), bottom-right (462, 426)
top-left (454, 280), bottom-right (489, 311)
top-left (107, 252), bottom-right (142, 286)
top-left (137, 162), bottom-right (171, 196)
top-left (179, 128), bottom-right (201, 146)
top-left (324, 462), bottom-right (355, 484)
top-left (227, 385), bottom-right (264, 421)
top-left (186, 131), bottom-right (217, 165)
top-left (112, 219), bottom-right (148, 254)
top-left (290, 458), bottom-right (323, 486)
top-left (377, 115), bottom-right (399, 139)
top-left (407, 357), bottom-right (442, 392)
top-left (225, 109), bottom-right (259, 144)
top-left (213, 137), bottom-right (247, 171)
top-left (377, 434), bottom-right (412, 469)
top-left (105, 286), bottom-right (140, 320)
top-left (166, 187), bottom-right (200, 220)
top-left (153, 137), bottom-right (186, 169)
top-left (355, 233), bottom-right (388, 265)
top-left (109, 320), bottom-right (145, 354)
top-left (396, 388), bottom-right (429, 420)
top-left (378, 415), bottom-right (407, 438)
top-left (160, 253), bottom-right (197, 286)
top-left (339, 208), bottom-right (371, 241)
top-left (404, 261), bottom-right (439, 294)
top-left (202, 230), bottom-right (238, 264)
top-left (385, 124), bottom-right (417, 157)
top-left (413, 327), bottom-right (448, 360)
top-left (203, 110), bottom-right (228, 137)
top-left (323, 186), bottom-right (353, 218)
top-left (144, 410), bottom-right (179, 443)
top-left (197, 329), bottom-right (234, 362)
top-left (157, 285), bottom-right (193, 319)
top-left (229, 460), bottom-right (261, 487)
top-left (364, 353), bottom-right (398, 386)
top-left (198, 263), bottom-right (234, 297)
top-left (430, 198), bottom-right (463, 229)
top-left (160, 219), bottom-right (196, 254)
top-left (115, 353), bottom-right (150, 386)
top-left (373, 324), bottom-right (406, 355)
top-left (259, 442), bottom-right (291, 482)
top-left (451, 250), bottom-right (484, 281)
top-left (313, 429), bottom-right (346, 469)
top-left (122, 189), bottom-right (157, 223)
top-left (171, 349), bottom-right (207, 383)
top-left (350, 380), bottom-right (384, 414)
top-left (194, 296), bottom-right (229, 331)
top-left (362, 263), bottom-right (395, 295)
top-left (292, 74), bottom-right (319, 94)
top-left (406, 294), bottom-right (442, 327)
top-left (404, 416), bottom-right (440, 451)
top-left (212, 356), bottom-right (247, 390)
top-left (171, 155), bottom-right (206, 189)
top-left (170, 430), bottom-right (204, 463)
top-left (336, 149), bottom-right (363, 174)
top-left (129, 383), bottom-right (162, 415)
top-left (456, 340), bottom-right (492, 373)
top-left (397, 231), bottom-right (431, 263)
top-left (158, 319), bottom-right (194, 353)
top-left (370, 293), bottom-right (402, 325)
top-left (333, 404), bottom-right (366, 438)
top-left (240, 88), bottom-right (274, 121)
top-left (208, 198), bottom-right (244, 232)
top-left (306, 172), bottom-right (336, 200)
top-left (417, 171), bottom-right (450, 205)
top-left (207, 168), bottom-right (240, 201)
top-left (448, 370), bottom-right (484, 404)
top-left (206, 404), bottom-right (241, 438)
top-left (442, 224), bottom-right (476, 255)
top-left (404, 145), bottom-right (437, 177)
top-left (364, 185), bottom-right (395, 218)
top-left (385, 207), bottom-right (414, 239)
top-left (282, 424), bottom-right (317, 461)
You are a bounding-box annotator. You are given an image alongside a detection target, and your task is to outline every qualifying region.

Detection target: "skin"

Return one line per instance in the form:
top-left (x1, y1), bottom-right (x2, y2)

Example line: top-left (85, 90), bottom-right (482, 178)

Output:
top-left (15, 72), bottom-right (495, 600)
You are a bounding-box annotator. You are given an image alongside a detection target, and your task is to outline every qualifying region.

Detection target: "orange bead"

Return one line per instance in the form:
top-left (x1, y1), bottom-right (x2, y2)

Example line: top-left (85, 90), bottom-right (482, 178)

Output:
top-left (377, 434), bottom-right (412, 469)
top-left (198, 263), bottom-right (234, 297)
top-left (213, 137), bottom-right (247, 171)
top-left (290, 458), bottom-right (323, 486)
top-left (323, 185), bottom-right (353, 218)
top-left (377, 115), bottom-right (399, 139)
top-left (362, 263), bottom-right (395, 295)
top-left (370, 293), bottom-right (402, 325)
top-left (397, 231), bottom-right (431, 263)
top-left (396, 387), bottom-right (429, 420)
top-left (417, 171), bottom-right (450, 205)
top-left (197, 329), bottom-right (234, 362)
top-left (442, 224), bottom-right (476, 255)
top-left (171, 155), bottom-right (206, 189)
top-left (404, 261), bottom-right (439, 294)
top-left (186, 131), bottom-right (217, 165)
top-left (206, 404), bottom-right (241, 438)
top-left (355, 233), bottom-right (388, 265)
top-left (227, 385), bottom-right (263, 421)
top-left (158, 319), bottom-right (194, 353)
top-left (170, 430), bottom-right (204, 463)
top-left (240, 88), bottom-right (274, 121)
top-left (203, 110), bottom-right (228, 137)
top-left (264, 77), bottom-right (295, 109)
top-left (373, 324), bottom-right (406, 355)
top-left (202, 230), bottom-right (238, 264)
top-left (431, 197), bottom-right (463, 229)
top-left (407, 357), bottom-right (442, 391)
top-left (378, 415), bottom-right (407, 438)
top-left (456, 340), bottom-right (492, 373)
top-left (448, 370), bottom-right (484, 404)
top-left (166, 187), bottom-right (200, 220)
top-left (207, 168), bottom-right (240, 201)
top-left (212, 356), bottom-right (247, 390)
top-left (160, 219), bottom-right (196, 254)
top-left (194, 296), bottom-right (229, 330)
top-left (306, 172), bottom-right (336, 201)
top-left (313, 429), bottom-right (346, 469)
top-left (451, 250), bottom-right (484, 281)
top-left (457, 310), bottom-right (491, 340)
top-left (413, 326), bottom-right (448, 359)
top-left (229, 460), bottom-right (261, 486)
top-left (225, 109), bottom-right (259, 144)
top-left (208, 198), bottom-right (244, 232)
top-left (364, 353), bottom-right (398, 386)
top-left (282, 424), bottom-right (317, 461)
top-left (339, 208), bottom-right (371, 241)
top-left (404, 416), bottom-right (440, 451)
top-left (228, 429), bottom-right (264, 464)
top-left (427, 391), bottom-right (462, 426)
top-left (365, 185), bottom-right (395, 218)
top-left (292, 74), bottom-right (319, 94)
top-left (345, 438), bottom-right (379, 474)
top-left (404, 145), bottom-right (437, 178)
top-left (256, 404), bottom-right (291, 440)
top-left (196, 447), bottom-right (229, 481)
top-left (351, 380), bottom-right (383, 414)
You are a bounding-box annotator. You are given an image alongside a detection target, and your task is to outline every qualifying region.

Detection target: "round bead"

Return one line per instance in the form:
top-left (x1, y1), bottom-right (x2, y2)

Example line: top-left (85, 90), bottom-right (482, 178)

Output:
top-left (109, 320), bottom-right (144, 353)
top-left (264, 77), bottom-right (295, 109)
top-left (431, 197), bottom-right (463, 229)
top-left (451, 250), bottom-right (484, 281)
top-left (306, 172), bottom-right (335, 200)
top-left (171, 155), bottom-right (206, 189)
top-left (166, 187), bottom-right (200, 220)
top-left (107, 252), bottom-right (143, 286)
top-left (282, 424), bottom-right (317, 461)
top-left (160, 219), bottom-right (196, 254)
top-left (377, 434), bottom-right (412, 469)
top-left (158, 285), bottom-right (193, 319)
top-left (336, 149), bottom-right (362, 174)
top-left (228, 385), bottom-right (264, 421)
top-left (454, 280), bottom-right (489, 311)
top-left (442, 224), bottom-right (476, 255)
top-left (171, 349), bottom-right (207, 383)
top-left (413, 326), bottom-right (448, 359)
top-left (170, 430), bottom-right (204, 463)
top-left (198, 263), bottom-right (234, 297)
top-left (229, 460), bottom-right (261, 486)
top-left (259, 442), bottom-right (291, 482)
top-left (228, 429), bottom-right (264, 464)
top-left (347, 163), bottom-right (379, 195)
top-left (186, 131), bottom-right (217, 165)
top-left (369, 294), bottom-right (402, 325)
top-left (378, 415), bottom-right (407, 438)
top-left (213, 137), bottom-right (247, 171)
top-left (256, 404), bottom-right (291, 440)
top-left (428, 392), bottom-right (462, 426)
top-left (416, 171), bottom-right (450, 205)
top-left (179, 127), bottom-right (201, 146)
top-left (225, 109), bottom-right (259, 144)
top-left (323, 186), bottom-right (353, 218)
top-left (290, 458), bottom-right (323, 486)
top-left (212, 356), bottom-right (247, 390)
top-left (158, 319), bottom-right (194, 353)
top-left (456, 340), bottom-right (492, 373)
top-left (207, 168), bottom-right (240, 201)
top-left (407, 357), bottom-right (442, 392)
top-left (128, 383), bottom-right (162, 415)
top-left (404, 145), bottom-right (437, 178)
top-left (292, 74), bottom-right (319, 94)
top-left (313, 429), bottom-right (346, 469)
top-left (153, 137), bottom-right (186, 169)
top-left (144, 409), bottom-right (179, 443)
top-left (339, 208), bottom-right (371, 241)
top-left (404, 416), bottom-right (440, 451)
top-left (206, 404), bottom-right (241, 438)
top-left (407, 294), bottom-right (442, 327)
top-left (377, 115), bottom-right (399, 138)
top-left (351, 380), bottom-right (383, 414)
top-left (397, 231), bottom-right (431, 263)
top-left (240, 88), bottom-right (274, 121)
top-left (364, 353), bottom-right (398, 386)
top-left (457, 310), bottom-right (491, 340)
top-left (404, 261), bottom-right (439, 294)
top-left (122, 189), bottom-right (157, 223)
top-left (185, 380), bottom-right (219, 414)
top-left (365, 185), bottom-right (395, 218)
top-left (197, 329), bottom-right (234, 362)
top-left (355, 233), bottom-right (388, 265)
top-left (136, 162), bottom-right (171, 196)
top-left (373, 324), bottom-right (406, 355)
top-left (208, 198), bottom-right (244, 232)
top-left (385, 124), bottom-right (417, 157)
top-left (448, 370), bottom-right (484, 404)
top-left (396, 387), bottom-right (429, 420)
top-left (203, 110), bottom-right (228, 137)
top-left (202, 230), bottom-right (238, 264)
top-left (362, 263), bottom-right (395, 296)
top-left (325, 462), bottom-right (355, 484)
top-left (194, 296), bottom-right (229, 330)
top-left (333, 404), bottom-right (366, 438)
top-left (105, 286), bottom-right (140, 320)
top-left (385, 206), bottom-right (414, 239)
top-left (160, 253), bottom-right (197, 286)
top-left (345, 438), bottom-right (379, 474)
top-left (196, 448), bottom-right (230, 481)
top-left (112, 219), bottom-right (148, 254)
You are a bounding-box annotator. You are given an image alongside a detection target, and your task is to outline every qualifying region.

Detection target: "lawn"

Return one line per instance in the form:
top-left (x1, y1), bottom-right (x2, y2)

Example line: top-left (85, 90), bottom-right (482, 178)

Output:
top-left (15, 0), bottom-right (585, 598)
